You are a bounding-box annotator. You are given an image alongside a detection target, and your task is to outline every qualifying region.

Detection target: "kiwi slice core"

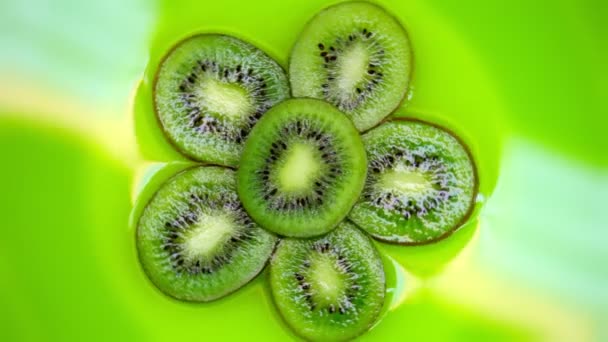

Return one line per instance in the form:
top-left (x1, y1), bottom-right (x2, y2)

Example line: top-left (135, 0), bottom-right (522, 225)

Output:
top-left (179, 213), bottom-right (235, 262)
top-left (349, 120), bottom-right (478, 244)
top-left (195, 79), bottom-right (253, 119)
top-left (270, 222), bottom-right (385, 341)
top-left (290, 2), bottom-right (412, 131)
top-left (137, 166), bottom-right (277, 302)
top-left (237, 98), bottom-right (367, 237)
top-left (306, 250), bottom-right (350, 307)
top-left (377, 165), bottom-right (438, 199)
top-left (276, 142), bottom-right (323, 193)
top-left (154, 34), bottom-right (289, 167)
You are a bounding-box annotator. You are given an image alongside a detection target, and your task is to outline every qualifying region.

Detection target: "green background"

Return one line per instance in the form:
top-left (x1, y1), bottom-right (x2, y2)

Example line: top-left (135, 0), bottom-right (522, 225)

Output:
top-left (0, 0), bottom-right (606, 341)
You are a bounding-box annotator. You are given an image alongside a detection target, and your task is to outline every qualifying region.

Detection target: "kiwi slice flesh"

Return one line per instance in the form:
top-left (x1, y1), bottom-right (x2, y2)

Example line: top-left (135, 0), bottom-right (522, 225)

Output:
top-left (289, 2), bottom-right (412, 131)
top-left (154, 34), bottom-right (289, 167)
top-left (349, 119), bottom-right (478, 244)
top-left (237, 99), bottom-right (367, 237)
top-left (270, 222), bottom-right (385, 341)
top-left (136, 166), bottom-right (277, 302)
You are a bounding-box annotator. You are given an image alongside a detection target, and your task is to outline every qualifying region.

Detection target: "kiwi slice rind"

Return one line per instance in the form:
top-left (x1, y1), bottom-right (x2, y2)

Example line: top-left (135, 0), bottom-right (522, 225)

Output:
top-left (136, 166), bottom-right (277, 302)
top-left (154, 34), bottom-right (290, 167)
top-left (349, 119), bottom-right (478, 245)
top-left (289, 1), bottom-right (412, 132)
top-left (237, 98), bottom-right (367, 238)
top-left (270, 221), bottom-right (385, 341)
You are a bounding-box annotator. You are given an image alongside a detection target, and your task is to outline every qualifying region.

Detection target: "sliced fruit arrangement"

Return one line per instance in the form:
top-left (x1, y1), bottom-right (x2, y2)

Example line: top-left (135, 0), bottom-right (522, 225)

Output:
top-left (134, 1), bottom-right (479, 340)
top-left (136, 166), bottom-right (277, 301)
top-left (289, 1), bottom-right (412, 131)
top-left (237, 98), bottom-right (367, 237)
top-left (349, 120), bottom-right (478, 244)
top-left (270, 222), bottom-right (385, 341)
top-left (154, 34), bottom-right (289, 167)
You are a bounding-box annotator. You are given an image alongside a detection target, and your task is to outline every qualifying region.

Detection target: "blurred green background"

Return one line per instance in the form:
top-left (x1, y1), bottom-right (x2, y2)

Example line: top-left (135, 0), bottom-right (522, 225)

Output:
top-left (0, 0), bottom-right (606, 341)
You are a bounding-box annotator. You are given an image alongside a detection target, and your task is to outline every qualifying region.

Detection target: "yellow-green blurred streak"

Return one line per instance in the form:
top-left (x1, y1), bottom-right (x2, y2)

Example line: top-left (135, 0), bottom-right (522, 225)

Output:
top-left (0, 117), bottom-right (145, 340)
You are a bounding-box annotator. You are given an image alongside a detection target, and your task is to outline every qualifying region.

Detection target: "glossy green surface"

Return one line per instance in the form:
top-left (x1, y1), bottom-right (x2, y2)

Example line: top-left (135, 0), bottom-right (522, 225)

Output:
top-left (349, 120), bottom-right (477, 244)
top-left (0, 0), bottom-right (606, 341)
top-left (154, 34), bottom-right (290, 166)
top-left (289, 1), bottom-right (412, 131)
top-left (270, 222), bottom-right (385, 341)
top-left (137, 166), bottom-right (277, 302)
top-left (237, 99), bottom-right (367, 237)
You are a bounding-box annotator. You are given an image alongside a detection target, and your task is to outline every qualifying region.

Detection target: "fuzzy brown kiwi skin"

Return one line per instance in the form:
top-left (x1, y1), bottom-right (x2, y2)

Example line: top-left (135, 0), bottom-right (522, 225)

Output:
top-left (151, 33), bottom-right (288, 166)
top-left (352, 117), bottom-right (480, 246)
top-left (135, 165), bottom-right (279, 303)
top-left (288, 1), bottom-right (415, 128)
top-left (268, 233), bottom-right (387, 341)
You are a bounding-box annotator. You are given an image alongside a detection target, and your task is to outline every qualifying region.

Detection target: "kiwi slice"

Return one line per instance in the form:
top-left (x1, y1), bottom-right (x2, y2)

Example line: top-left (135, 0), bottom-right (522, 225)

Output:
top-left (270, 221), bottom-right (385, 341)
top-left (136, 166), bottom-right (277, 302)
top-left (289, 2), bottom-right (412, 132)
top-left (154, 34), bottom-right (289, 167)
top-left (237, 99), bottom-right (367, 237)
top-left (349, 119), bottom-right (478, 244)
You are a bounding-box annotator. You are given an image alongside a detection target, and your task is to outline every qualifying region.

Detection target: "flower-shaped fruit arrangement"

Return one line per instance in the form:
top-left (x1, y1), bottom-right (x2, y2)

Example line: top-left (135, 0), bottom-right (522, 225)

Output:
top-left (135, 2), bottom-right (477, 341)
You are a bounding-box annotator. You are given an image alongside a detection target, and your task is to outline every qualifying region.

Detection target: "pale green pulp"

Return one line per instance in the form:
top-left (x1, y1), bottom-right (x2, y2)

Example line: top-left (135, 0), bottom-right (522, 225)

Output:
top-left (0, 0), bottom-right (606, 341)
top-left (277, 143), bottom-right (322, 193)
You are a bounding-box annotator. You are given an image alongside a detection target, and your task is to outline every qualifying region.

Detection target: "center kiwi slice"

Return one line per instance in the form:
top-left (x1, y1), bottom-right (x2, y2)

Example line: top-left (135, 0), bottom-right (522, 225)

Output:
top-left (289, 1), bottom-right (412, 131)
top-left (349, 119), bottom-right (478, 244)
top-left (136, 166), bottom-right (277, 302)
top-left (237, 98), bottom-right (367, 237)
top-left (270, 222), bottom-right (385, 341)
top-left (154, 34), bottom-right (289, 167)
